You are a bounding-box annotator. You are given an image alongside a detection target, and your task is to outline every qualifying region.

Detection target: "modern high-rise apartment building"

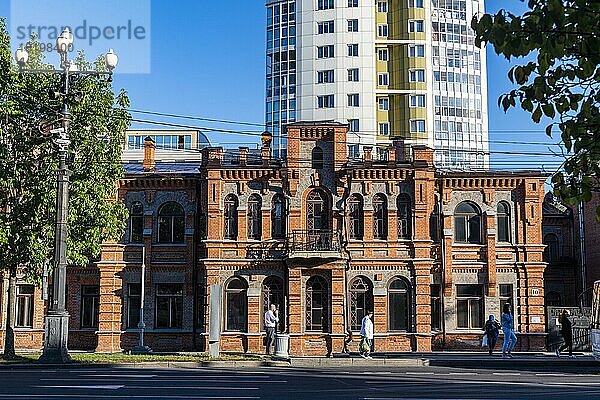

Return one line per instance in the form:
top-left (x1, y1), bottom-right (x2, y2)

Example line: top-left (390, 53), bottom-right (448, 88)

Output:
top-left (265, 0), bottom-right (489, 169)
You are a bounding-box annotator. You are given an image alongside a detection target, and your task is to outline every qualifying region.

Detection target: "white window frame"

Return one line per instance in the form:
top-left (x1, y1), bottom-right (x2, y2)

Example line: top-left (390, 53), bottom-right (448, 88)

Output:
top-left (409, 44), bottom-right (425, 58)
top-left (378, 97), bottom-right (390, 111)
top-left (348, 93), bottom-right (360, 107)
top-left (378, 48), bottom-right (389, 61)
top-left (348, 44), bottom-right (359, 57)
top-left (409, 20), bottom-right (424, 33)
top-left (410, 119), bottom-right (426, 133)
top-left (348, 68), bottom-right (359, 82)
top-left (348, 19), bottom-right (359, 32)
top-left (379, 122), bottom-right (390, 136)
top-left (378, 73), bottom-right (389, 86)
top-left (377, 1), bottom-right (388, 12)
top-left (409, 69), bottom-right (425, 82)
top-left (410, 94), bottom-right (426, 108)
top-left (377, 24), bottom-right (388, 37)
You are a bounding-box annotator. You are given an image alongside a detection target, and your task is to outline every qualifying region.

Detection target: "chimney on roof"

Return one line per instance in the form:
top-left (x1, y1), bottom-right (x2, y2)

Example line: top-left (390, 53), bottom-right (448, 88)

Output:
top-left (239, 147), bottom-right (249, 166)
top-left (261, 131), bottom-right (272, 167)
top-left (363, 146), bottom-right (373, 166)
top-left (143, 136), bottom-right (156, 172)
top-left (392, 137), bottom-right (407, 162)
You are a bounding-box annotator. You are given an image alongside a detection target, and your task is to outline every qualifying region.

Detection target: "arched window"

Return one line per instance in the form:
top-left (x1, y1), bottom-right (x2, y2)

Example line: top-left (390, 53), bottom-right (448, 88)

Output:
top-left (157, 202), bottom-right (185, 244)
top-left (349, 276), bottom-right (373, 331)
top-left (271, 195), bottom-right (286, 239)
top-left (389, 278), bottom-right (411, 331)
top-left (373, 194), bottom-right (388, 240)
top-left (430, 201), bottom-right (440, 241)
top-left (307, 189), bottom-right (329, 232)
top-left (348, 194), bottom-right (364, 240)
top-left (262, 276), bottom-right (284, 332)
top-left (129, 202), bottom-right (144, 243)
top-left (544, 233), bottom-right (561, 262)
top-left (397, 194), bottom-right (412, 240)
top-left (454, 201), bottom-right (482, 244)
top-left (497, 202), bottom-right (511, 243)
top-left (224, 194), bottom-right (239, 240)
top-left (247, 194), bottom-right (262, 240)
top-left (306, 275), bottom-right (329, 332)
top-left (312, 146), bottom-right (324, 169)
top-left (225, 278), bottom-right (247, 331)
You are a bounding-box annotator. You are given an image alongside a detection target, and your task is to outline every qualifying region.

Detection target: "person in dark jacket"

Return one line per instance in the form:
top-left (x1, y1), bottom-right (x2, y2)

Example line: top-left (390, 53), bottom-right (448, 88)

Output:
top-left (484, 315), bottom-right (501, 355)
top-left (556, 310), bottom-right (576, 359)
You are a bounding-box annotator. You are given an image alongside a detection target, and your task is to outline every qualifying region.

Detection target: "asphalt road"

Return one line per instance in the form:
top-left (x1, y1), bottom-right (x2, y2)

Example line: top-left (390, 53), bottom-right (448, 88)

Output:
top-left (0, 365), bottom-right (599, 400)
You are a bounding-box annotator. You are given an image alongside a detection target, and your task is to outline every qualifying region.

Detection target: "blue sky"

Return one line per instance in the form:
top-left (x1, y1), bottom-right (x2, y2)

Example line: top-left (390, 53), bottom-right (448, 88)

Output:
top-left (0, 0), bottom-right (563, 171)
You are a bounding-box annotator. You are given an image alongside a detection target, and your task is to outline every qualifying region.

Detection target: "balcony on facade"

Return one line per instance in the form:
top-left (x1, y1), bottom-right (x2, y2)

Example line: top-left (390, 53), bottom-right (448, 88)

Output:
top-left (288, 230), bottom-right (342, 260)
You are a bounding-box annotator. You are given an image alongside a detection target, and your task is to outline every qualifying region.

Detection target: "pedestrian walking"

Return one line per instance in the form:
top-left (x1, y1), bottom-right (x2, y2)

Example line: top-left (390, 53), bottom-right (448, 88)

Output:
top-left (264, 304), bottom-right (279, 355)
top-left (501, 304), bottom-right (517, 358)
top-left (556, 310), bottom-right (576, 359)
top-left (359, 311), bottom-right (374, 359)
top-left (484, 315), bottom-right (501, 355)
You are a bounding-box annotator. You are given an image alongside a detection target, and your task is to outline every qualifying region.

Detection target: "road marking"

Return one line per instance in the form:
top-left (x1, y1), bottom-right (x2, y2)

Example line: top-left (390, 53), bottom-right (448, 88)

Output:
top-left (405, 372), bottom-right (434, 375)
top-left (448, 372), bottom-right (478, 375)
top-left (492, 372), bottom-right (521, 376)
top-left (35, 385), bottom-right (124, 390)
top-left (78, 374), bottom-right (157, 378)
top-left (535, 373), bottom-right (566, 377)
top-left (0, 396), bottom-right (260, 399)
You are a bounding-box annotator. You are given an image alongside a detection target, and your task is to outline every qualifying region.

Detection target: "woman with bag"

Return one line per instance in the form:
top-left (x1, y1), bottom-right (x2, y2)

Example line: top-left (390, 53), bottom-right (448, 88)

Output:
top-left (484, 315), bottom-right (501, 355)
top-left (359, 311), bottom-right (374, 359)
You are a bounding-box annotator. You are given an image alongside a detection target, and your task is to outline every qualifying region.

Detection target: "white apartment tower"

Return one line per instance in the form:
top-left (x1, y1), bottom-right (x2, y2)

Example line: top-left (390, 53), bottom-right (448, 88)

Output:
top-left (266, 0), bottom-right (489, 169)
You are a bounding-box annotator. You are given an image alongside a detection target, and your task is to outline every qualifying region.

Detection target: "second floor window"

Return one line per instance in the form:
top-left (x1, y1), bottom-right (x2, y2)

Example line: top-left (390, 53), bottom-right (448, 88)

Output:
top-left (247, 194), bottom-right (262, 240)
top-left (224, 194), bottom-right (239, 240)
top-left (497, 202), bottom-right (511, 242)
top-left (348, 194), bottom-right (364, 240)
top-left (271, 195), bottom-right (286, 239)
top-left (373, 194), bottom-right (388, 240)
top-left (397, 194), bottom-right (412, 239)
top-left (158, 202), bottom-right (185, 244)
top-left (129, 202), bottom-right (144, 243)
top-left (307, 189), bottom-right (329, 232)
top-left (454, 201), bottom-right (482, 244)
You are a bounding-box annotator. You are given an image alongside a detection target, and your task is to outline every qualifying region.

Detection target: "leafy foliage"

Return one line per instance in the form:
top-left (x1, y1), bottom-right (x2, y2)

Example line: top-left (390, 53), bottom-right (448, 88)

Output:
top-left (472, 0), bottom-right (600, 217)
top-left (0, 18), bottom-right (131, 280)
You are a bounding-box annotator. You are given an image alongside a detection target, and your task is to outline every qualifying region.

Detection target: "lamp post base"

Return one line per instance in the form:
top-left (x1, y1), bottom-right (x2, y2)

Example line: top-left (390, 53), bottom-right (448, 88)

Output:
top-left (39, 312), bottom-right (71, 364)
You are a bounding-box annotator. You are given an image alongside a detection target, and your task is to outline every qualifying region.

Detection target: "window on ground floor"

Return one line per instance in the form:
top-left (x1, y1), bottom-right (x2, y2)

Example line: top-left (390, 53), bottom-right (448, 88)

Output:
top-left (306, 275), bottom-right (329, 332)
top-left (80, 285), bottom-right (100, 329)
top-left (499, 284), bottom-right (514, 318)
top-left (389, 278), bottom-right (411, 331)
top-left (16, 285), bottom-right (35, 328)
top-left (155, 284), bottom-right (184, 329)
top-left (262, 276), bottom-right (284, 331)
top-left (456, 284), bottom-right (483, 329)
top-left (349, 276), bottom-right (373, 331)
top-left (431, 284), bottom-right (442, 331)
top-left (226, 278), bottom-right (248, 332)
top-left (127, 283), bottom-right (141, 329)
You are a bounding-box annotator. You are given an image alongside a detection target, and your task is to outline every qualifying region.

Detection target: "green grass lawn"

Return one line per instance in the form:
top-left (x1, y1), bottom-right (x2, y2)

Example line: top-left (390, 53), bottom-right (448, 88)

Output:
top-left (0, 353), bottom-right (262, 364)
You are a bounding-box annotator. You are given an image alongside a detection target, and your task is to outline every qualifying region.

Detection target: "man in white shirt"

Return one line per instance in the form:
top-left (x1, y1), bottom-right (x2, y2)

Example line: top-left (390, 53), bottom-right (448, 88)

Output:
top-left (359, 311), bottom-right (374, 359)
top-left (264, 304), bottom-right (279, 355)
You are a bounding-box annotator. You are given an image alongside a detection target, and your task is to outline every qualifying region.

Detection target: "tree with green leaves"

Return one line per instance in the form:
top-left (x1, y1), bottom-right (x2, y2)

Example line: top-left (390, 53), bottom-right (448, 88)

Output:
top-left (472, 0), bottom-right (600, 217)
top-left (0, 19), bottom-right (130, 359)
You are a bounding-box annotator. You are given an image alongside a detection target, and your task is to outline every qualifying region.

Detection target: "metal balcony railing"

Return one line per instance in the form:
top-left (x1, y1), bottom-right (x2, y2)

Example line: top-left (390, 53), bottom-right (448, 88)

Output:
top-left (289, 230), bottom-right (341, 255)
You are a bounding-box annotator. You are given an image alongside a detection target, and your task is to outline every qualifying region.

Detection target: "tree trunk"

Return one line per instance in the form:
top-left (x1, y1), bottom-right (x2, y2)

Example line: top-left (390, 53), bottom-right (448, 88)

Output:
top-left (3, 265), bottom-right (17, 360)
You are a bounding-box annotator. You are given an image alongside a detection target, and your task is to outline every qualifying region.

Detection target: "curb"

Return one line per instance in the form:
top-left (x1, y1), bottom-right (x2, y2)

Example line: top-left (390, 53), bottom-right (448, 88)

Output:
top-left (289, 357), bottom-right (428, 368)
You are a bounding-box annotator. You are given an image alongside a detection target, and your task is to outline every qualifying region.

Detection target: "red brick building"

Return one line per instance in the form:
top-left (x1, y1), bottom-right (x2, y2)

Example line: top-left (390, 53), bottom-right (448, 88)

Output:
top-left (1, 122), bottom-right (549, 354)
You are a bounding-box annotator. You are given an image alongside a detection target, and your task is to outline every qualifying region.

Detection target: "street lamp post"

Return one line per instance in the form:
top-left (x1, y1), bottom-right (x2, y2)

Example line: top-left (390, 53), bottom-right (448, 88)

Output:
top-left (15, 28), bottom-right (118, 363)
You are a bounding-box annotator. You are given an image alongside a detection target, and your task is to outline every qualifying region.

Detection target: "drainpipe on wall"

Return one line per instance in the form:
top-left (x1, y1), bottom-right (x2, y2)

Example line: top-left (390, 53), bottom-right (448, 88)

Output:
top-left (578, 201), bottom-right (587, 295)
top-left (438, 179), bottom-right (447, 350)
top-left (339, 169), bottom-right (354, 354)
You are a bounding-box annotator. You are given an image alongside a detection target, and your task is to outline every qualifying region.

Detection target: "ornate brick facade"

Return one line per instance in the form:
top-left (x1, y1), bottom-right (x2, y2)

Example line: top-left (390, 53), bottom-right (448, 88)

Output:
top-left (1, 123), bottom-right (550, 354)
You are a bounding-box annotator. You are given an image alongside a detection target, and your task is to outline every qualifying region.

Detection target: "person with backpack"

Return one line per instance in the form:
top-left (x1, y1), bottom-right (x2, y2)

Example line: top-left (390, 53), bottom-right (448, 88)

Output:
top-left (484, 315), bottom-right (501, 355)
top-left (556, 309), bottom-right (576, 359)
top-left (501, 304), bottom-right (517, 358)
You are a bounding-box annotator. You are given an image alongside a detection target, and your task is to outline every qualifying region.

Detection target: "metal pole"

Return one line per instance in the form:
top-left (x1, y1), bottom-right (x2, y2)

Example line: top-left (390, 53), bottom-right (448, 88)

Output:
top-left (40, 51), bottom-right (72, 363)
top-left (578, 201), bottom-right (587, 294)
top-left (132, 247), bottom-right (152, 354)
